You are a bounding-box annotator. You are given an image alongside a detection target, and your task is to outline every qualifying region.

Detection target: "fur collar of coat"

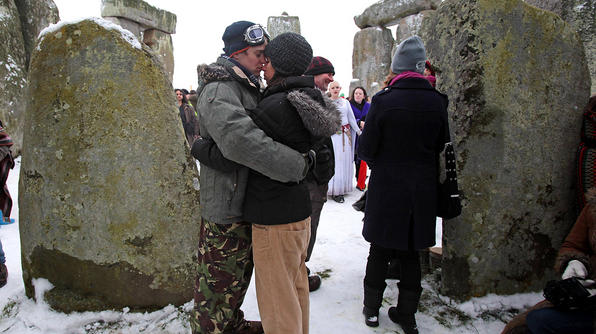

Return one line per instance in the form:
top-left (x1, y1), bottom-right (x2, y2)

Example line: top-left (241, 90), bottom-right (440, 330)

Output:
top-left (260, 75), bottom-right (341, 139)
top-left (196, 57), bottom-right (264, 95)
top-left (287, 89), bottom-right (341, 139)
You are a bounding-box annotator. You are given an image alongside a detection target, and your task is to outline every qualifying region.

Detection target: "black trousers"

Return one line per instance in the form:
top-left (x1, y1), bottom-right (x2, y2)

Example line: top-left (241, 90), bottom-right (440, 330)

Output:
top-left (305, 180), bottom-right (328, 262)
top-left (364, 243), bottom-right (421, 292)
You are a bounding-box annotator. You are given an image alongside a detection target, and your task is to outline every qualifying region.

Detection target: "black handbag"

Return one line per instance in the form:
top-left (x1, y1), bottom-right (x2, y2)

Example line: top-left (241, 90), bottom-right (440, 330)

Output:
top-left (543, 277), bottom-right (596, 310)
top-left (437, 142), bottom-right (462, 219)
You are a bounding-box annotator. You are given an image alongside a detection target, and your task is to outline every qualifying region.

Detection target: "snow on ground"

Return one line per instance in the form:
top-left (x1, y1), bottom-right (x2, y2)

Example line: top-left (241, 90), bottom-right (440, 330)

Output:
top-left (0, 158), bottom-right (541, 333)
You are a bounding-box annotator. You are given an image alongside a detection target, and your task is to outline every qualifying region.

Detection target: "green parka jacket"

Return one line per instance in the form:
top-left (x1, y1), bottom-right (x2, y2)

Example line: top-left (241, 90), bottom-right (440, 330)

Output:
top-left (195, 56), bottom-right (307, 224)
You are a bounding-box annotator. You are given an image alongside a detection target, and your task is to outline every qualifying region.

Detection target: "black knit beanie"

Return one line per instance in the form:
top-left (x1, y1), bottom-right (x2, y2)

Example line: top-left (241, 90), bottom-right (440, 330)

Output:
top-left (265, 32), bottom-right (313, 77)
top-left (304, 56), bottom-right (335, 76)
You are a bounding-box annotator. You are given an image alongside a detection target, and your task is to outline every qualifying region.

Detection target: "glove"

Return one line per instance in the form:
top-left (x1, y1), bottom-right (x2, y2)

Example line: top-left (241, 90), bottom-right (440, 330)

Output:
top-left (312, 145), bottom-right (334, 185)
top-left (316, 145), bottom-right (331, 165)
top-left (562, 260), bottom-right (588, 280)
top-left (303, 149), bottom-right (316, 172)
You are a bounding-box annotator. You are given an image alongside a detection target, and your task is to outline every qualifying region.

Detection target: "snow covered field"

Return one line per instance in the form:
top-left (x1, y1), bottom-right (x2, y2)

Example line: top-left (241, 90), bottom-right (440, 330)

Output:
top-left (0, 158), bottom-right (541, 333)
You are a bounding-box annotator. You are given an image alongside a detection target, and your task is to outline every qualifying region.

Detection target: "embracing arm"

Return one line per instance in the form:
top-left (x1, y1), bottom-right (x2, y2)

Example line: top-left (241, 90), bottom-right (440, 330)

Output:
top-left (191, 137), bottom-right (241, 172)
top-left (198, 83), bottom-right (307, 182)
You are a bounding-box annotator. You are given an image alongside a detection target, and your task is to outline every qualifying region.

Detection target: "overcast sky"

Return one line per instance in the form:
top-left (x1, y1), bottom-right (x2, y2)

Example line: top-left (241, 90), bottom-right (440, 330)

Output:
top-left (52, 0), bottom-right (383, 94)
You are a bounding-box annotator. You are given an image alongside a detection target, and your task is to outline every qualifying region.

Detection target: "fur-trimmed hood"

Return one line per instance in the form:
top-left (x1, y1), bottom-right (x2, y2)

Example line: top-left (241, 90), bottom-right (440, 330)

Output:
top-left (196, 57), bottom-right (264, 96)
top-left (287, 89), bottom-right (341, 138)
top-left (262, 76), bottom-right (341, 139)
top-left (197, 63), bottom-right (232, 85)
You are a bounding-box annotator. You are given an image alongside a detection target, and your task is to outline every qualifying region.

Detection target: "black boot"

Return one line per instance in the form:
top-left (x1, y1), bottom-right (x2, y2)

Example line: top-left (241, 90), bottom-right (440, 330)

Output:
top-left (388, 287), bottom-right (422, 334)
top-left (363, 306), bottom-right (379, 327)
top-left (363, 285), bottom-right (384, 327)
top-left (306, 266), bottom-right (321, 292)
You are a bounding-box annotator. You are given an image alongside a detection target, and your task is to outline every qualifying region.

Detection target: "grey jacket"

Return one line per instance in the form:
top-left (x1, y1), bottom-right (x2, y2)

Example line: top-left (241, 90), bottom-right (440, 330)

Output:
top-left (195, 57), bottom-right (307, 224)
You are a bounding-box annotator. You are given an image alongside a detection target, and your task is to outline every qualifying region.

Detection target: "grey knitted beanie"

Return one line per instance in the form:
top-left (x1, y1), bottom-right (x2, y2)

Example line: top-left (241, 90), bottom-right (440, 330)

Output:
top-left (265, 32), bottom-right (313, 77)
top-left (391, 35), bottom-right (426, 74)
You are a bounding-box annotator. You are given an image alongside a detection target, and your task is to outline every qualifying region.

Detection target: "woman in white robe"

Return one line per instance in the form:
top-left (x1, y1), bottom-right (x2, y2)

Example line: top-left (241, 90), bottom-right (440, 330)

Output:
top-left (327, 81), bottom-right (361, 203)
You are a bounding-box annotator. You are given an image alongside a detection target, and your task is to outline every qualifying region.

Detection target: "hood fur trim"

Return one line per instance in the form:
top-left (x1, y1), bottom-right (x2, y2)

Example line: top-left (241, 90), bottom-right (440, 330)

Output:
top-left (197, 63), bottom-right (233, 84)
top-left (287, 90), bottom-right (342, 138)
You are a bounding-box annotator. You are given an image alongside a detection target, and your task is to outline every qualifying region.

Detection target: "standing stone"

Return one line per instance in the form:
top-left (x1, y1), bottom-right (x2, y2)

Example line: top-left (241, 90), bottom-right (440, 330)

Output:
top-left (0, 0), bottom-right (58, 156)
top-left (354, 0), bottom-right (441, 29)
top-left (524, 0), bottom-right (595, 94)
top-left (14, 0), bottom-right (60, 70)
top-left (267, 12), bottom-right (301, 39)
top-left (20, 18), bottom-right (200, 312)
top-left (352, 27), bottom-right (394, 96)
top-left (395, 10), bottom-right (435, 43)
top-left (420, 0), bottom-right (590, 299)
top-left (0, 0), bottom-right (27, 156)
top-left (101, 0), bottom-right (176, 82)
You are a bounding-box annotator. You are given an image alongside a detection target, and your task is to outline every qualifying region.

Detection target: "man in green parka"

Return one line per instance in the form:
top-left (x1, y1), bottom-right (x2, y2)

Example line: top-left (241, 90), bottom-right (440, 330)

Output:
top-left (189, 21), bottom-right (311, 334)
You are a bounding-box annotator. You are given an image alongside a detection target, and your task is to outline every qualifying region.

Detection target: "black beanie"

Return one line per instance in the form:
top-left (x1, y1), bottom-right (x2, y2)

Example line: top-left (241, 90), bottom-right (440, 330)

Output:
top-left (222, 21), bottom-right (257, 56)
top-left (304, 56), bottom-right (335, 76)
top-left (265, 33), bottom-right (313, 77)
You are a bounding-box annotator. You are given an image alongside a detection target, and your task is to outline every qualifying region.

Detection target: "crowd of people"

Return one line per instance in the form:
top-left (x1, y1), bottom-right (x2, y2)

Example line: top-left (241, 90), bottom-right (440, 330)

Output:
top-left (2, 15), bottom-right (592, 334)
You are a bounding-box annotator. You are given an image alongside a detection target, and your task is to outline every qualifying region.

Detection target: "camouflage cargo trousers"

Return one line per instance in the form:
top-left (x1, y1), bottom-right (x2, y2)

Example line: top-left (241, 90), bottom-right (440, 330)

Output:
top-left (190, 218), bottom-right (254, 334)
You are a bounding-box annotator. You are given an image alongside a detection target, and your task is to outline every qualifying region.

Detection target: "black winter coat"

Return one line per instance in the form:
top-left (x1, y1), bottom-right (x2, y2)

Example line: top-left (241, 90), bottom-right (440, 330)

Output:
top-left (243, 76), bottom-right (340, 225)
top-left (358, 77), bottom-right (449, 250)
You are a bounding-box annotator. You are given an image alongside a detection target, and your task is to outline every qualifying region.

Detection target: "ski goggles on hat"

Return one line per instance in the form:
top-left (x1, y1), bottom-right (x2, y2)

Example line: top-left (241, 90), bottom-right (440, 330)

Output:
top-left (244, 24), bottom-right (270, 45)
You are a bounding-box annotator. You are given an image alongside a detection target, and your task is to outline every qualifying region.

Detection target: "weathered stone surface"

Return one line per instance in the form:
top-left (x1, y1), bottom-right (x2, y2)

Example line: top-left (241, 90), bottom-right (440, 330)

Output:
top-left (524, 0), bottom-right (595, 94)
top-left (101, 0), bottom-right (176, 83)
top-left (101, 17), bottom-right (174, 81)
top-left (354, 0), bottom-right (441, 28)
top-left (352, 27), bottom-right (394, 96)
top-left (0, 0), bottom-right (27, 156)
top-left (20, 18), bottom-right (200, 312)
top-left (14, 0), bottom-right (59, 69)
top-left (101, 0), bottom-right (176, 34)
top-left (420, 0), bottom-right (590, 299)
top-left (0, 0), bottom-right (58, 157)
top-left (267, 13), bottom-right (301, 39)
top-left (395, 10), bottom-right (434, 42)
top-left (149, 29), bottom-right (174, 81)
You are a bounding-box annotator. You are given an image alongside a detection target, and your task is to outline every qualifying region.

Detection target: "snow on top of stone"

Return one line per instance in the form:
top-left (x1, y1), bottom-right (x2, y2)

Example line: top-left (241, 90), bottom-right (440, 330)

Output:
top-left (38, 17), bottom-right (142, 50)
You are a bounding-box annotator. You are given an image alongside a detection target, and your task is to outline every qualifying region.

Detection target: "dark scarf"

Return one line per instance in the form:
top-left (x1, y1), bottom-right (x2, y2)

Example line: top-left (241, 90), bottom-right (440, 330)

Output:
top-left (350, 100), bottom-right (366, 112)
